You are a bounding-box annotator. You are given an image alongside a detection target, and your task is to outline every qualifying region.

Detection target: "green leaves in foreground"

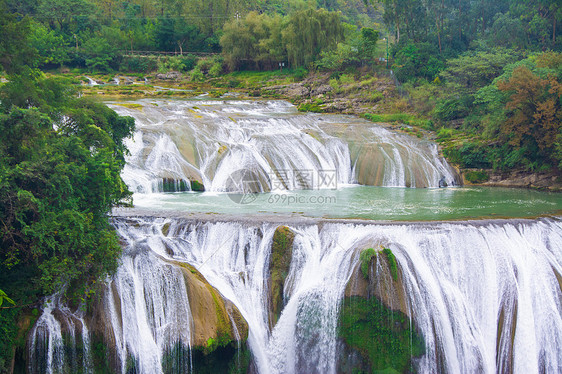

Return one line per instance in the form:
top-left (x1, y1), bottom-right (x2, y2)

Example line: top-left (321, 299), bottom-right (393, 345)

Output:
top-left (0, 76), bottom-right (134, 299)
top-left (0, 289), bottom-right (15, 308)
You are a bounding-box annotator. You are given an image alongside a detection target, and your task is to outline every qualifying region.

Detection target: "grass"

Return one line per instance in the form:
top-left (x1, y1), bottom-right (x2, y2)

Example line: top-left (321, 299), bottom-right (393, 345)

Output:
top-left (113, 102), bottom-right (143, 110)
top-left (363, 113), bottom-right (434, 130)
top-left (223, 68), bottom-right (305, 88)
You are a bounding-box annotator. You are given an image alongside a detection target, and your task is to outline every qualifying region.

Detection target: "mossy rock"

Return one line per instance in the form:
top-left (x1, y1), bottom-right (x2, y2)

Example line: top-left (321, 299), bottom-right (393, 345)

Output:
top-left (342, 246), bottom-right (424, 373)
top-left (347, 246), bottom-right (410, 322)
top-left (161, 222), bottom-right (172, 236)
top-left (359, 247), bottom-right (397, 281)
top-left (338, 296), bottom-right (425, 374)
top-left (190, 180), bottom-right (205, 192)
top-left (161, 178), bottom-right (190, 192)
top-left (268, 226), bottom-right (295, 329)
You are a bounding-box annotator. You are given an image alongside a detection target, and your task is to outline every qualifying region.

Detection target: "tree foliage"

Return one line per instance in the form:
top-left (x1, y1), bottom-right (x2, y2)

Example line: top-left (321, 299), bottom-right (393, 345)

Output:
top-left (221, 8), bottom-right (344, 69)
top-left (0, 0), bottom-right (135, 301)
top-left (497, 64), bottom-right (562, 165)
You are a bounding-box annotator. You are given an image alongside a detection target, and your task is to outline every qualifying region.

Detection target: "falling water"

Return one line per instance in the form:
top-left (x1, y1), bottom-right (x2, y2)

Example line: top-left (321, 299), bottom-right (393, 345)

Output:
top-left (28, 216), bottom-right (562, 373)
top-left (85, 77), bottom-right (98, 86)
top-left (109, 99), bottom-right (457, 193)
top-left (25, 99), bottom-right (560, 373)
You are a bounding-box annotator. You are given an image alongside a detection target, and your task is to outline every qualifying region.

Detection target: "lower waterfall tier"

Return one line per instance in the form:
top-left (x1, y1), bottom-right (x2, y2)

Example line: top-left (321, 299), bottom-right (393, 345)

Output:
top-left (26, 216), bottom-right (562, 374)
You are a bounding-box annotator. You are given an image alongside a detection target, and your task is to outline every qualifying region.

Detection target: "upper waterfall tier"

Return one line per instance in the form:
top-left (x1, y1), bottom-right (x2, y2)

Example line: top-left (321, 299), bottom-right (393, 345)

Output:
top-left (108, 99), bottom-right (459, 193)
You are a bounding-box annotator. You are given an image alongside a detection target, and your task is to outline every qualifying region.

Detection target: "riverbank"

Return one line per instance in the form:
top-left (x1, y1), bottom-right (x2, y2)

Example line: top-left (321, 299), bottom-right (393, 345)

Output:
top-left (37, 68), bottom-right (562, 191)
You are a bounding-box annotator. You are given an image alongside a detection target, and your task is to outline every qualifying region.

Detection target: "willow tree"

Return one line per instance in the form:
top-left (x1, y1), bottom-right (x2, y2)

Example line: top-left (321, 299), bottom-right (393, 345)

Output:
top-left (283, 8), bottom-right (343, 67)
top-left (221, 11), bottom-right (286, 70)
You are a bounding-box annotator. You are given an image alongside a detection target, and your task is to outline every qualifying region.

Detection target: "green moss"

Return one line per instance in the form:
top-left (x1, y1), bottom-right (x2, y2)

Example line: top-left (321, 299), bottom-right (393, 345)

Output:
top-left (360, 247), bottom-right (398, 281)
top-left (381, 248), bottom-right (398, 282)
top-left (359, 248), bottom-right (377, 279)
top-left (162, 178), bottom-right (189, 192)
top-left (207, 289), bottom-right (233, 354)
top-left (91, 333), bottom-right (112, 374)
top-left (190, 344), bottom-right (251, 374)
top-left (363, 113), bottom-right (432, 130)
top-left (464, 170), bottom-right (489, 184)
top-left (339, 296), bottom-right (425, 374)
top-left (269, 226), bottom-right (295, 326)
top-left (297, 102), bottom-right (324, 113)
top-left (161, 222), bottom-right (171, 236)
top-left (190, 180), bottom-right (205, 192)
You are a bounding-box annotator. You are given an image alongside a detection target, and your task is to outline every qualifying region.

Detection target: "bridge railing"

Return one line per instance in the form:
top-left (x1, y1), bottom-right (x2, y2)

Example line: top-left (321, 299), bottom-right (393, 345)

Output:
top-left (119, 50), bottom-right (219, 57)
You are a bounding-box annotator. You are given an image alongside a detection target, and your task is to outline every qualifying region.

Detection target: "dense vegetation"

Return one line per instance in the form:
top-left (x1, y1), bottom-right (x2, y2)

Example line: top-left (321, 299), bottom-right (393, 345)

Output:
top-left (0, 2), bottom-right (134, 371)
top-left (1, 0), bottom-right (380, 72)
top-left (380, 0), bottom-right (562, 172)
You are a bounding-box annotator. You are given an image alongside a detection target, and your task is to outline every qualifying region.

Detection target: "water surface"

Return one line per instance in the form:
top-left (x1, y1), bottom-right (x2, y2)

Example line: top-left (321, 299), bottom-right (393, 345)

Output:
top-left (130, 186), bottom-right (562, 221)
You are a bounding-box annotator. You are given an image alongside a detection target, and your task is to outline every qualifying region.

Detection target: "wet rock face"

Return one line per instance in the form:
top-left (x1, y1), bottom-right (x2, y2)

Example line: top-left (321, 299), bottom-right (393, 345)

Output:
top-left (26, 255), bottom-right (250, 374)
top-left (267, 226), bottom-right (295, 329)
top-left (178, 262), bottom-right (249, 350)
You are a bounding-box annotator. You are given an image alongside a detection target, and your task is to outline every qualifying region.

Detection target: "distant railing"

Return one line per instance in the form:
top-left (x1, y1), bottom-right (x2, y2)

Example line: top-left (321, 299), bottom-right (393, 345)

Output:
top-left (120, 50), bottom-right (218, 57)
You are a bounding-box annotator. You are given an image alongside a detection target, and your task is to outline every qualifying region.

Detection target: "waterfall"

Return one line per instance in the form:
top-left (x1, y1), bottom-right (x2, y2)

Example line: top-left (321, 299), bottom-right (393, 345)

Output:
top-left (28, 216), bottom-right (562, 373)
top-left (109, 100), bottom-right (458, 192)
top-left (85, 77), bottom-right (98, 86)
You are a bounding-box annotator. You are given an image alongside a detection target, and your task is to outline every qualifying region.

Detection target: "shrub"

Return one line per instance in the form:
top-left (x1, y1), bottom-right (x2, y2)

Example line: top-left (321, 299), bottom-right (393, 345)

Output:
top-left (293, 67), bottom-right (309, 81)
top-left (208, 62), bottom-right (223, 77)
top-left (227, 79), bottom-right (241, 88)
top-left (190, 67), bottom-right (204, 82)
top-left (297, 102), bottom-right (324, 113)
top-left (436, 127), bottom-right (454, 139)
top-left (464, 170), bottom-right (489, 183)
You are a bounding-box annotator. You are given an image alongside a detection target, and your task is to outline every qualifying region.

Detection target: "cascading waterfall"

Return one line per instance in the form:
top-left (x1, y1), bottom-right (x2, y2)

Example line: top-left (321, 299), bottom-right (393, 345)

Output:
top-left (28, 216), bottom-right (562, 373)
top-left (28, 296), bottom-right (93, 374)
top-left (109, 100), bottom-right (457, 193)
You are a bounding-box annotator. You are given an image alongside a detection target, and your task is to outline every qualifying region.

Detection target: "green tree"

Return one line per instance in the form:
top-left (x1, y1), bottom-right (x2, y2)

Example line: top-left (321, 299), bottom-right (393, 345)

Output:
top-left (29, 22), bottom-right (69, 66)
top-left (358, 27), bottom-right (379, 64)
top-left (0, 5), bottom-right (135, 370)
top-left (221, 11), bottom-right (289, 70)
top-left (283, 8), bottom-right (344, 67)
top-left (0, 1), bottom-right (36, 73)
top-left (82, 36), bottom-right (116, 71)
